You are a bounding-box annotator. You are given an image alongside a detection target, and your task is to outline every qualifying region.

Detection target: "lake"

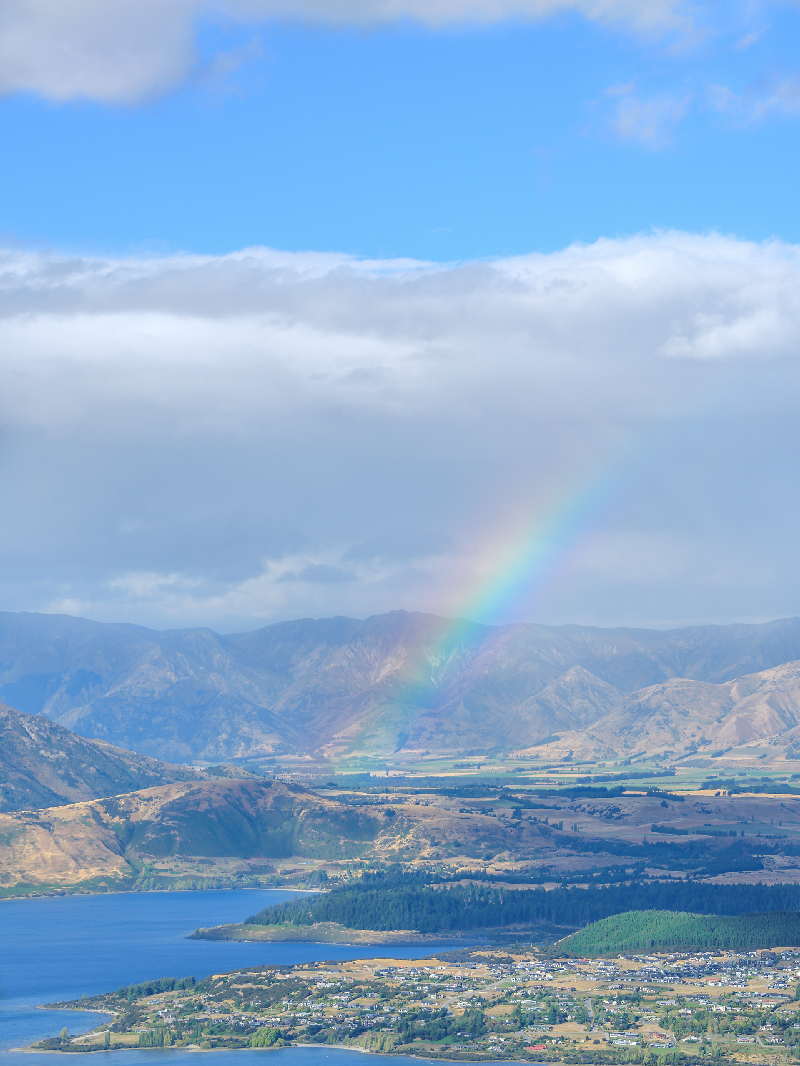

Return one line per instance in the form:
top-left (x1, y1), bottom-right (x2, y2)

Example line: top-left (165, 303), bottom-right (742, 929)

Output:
top-left (0, 890), bottom-right (490, 1066)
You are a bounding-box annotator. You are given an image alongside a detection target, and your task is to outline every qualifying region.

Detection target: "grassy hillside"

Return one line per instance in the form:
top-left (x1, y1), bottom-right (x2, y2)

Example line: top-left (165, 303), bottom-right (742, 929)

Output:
top-left (560, 908), bottom-right (800, 954)
top-left (100, 780), bottom-right (385, 860)
top-left (5, 756), bottom-right (800, 902)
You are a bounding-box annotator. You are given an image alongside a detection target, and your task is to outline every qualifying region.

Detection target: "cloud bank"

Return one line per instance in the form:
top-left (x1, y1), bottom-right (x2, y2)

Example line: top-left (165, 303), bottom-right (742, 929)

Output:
top-left (0, 0), bottom-right (693, 102)
top-left (2, 232), bottom-right (800, 631)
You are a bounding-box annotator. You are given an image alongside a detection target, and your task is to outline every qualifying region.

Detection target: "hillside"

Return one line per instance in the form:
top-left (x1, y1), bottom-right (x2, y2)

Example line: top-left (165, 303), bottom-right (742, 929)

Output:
top-left (5, 610), bottom-right (800, 761)
top-left (524, 659), bottom-right (800, 762)
top-left (560, 909), bottom-right (800, 954)
top-left (4, 772), bottom-right (800, 897)
top-left (9, 771), bottom-right (652, 894)
top-left (0, 701), bottom-right (203, 812)
top-left (0, 778), bottom-right (403, 892)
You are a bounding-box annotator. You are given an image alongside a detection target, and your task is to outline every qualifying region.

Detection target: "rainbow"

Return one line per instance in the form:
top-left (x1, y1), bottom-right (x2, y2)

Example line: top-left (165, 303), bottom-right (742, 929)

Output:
top-left (444, 448), bottom-right (635, 632)
top-left (411, 448), bottom-right (637, 708)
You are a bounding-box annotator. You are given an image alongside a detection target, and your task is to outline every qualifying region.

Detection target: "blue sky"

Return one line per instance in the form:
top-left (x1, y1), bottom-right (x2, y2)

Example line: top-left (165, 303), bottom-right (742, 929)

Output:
top-left (3, 2), bottom-right (800, 260)
top-left (3, 1), bottom-right (800, 633)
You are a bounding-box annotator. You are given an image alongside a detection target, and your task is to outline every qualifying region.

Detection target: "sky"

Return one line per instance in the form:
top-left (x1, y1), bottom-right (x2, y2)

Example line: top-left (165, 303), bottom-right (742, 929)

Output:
top-left (2, 0), bottom-right (800, 633)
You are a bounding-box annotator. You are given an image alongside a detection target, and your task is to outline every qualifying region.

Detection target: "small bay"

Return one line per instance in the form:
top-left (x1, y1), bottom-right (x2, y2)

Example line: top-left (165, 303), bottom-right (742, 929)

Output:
top-left (0, 890), bottom-right (488, 1066)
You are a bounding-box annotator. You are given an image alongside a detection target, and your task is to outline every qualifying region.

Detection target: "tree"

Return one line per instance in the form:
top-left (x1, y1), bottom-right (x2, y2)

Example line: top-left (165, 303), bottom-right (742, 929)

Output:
top-left (60, 1028), bottom-right (69, 1041)
top-left (251, 1027), bottom-right (283, 1048)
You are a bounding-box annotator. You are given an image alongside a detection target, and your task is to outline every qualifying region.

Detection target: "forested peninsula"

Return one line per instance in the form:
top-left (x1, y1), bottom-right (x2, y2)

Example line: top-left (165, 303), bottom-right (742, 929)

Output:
top-left (193, 870), bottom-right (800, 942)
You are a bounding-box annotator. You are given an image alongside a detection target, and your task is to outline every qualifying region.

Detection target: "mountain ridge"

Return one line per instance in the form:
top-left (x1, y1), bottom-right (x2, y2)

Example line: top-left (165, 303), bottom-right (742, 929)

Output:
top-left (4, 609), bottom-right (800, 760)
top-left (527, 657), bottom-right (800, 762)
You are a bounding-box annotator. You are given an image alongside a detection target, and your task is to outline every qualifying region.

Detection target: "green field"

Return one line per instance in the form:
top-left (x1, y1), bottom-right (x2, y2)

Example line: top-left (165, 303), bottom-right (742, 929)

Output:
top-left (560, 909), bottom-right (800, 954)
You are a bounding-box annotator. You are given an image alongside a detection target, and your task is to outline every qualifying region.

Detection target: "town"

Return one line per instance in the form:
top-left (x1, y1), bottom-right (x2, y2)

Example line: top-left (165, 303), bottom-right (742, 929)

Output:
top-left (39, 946), bottom-right (800, 1062)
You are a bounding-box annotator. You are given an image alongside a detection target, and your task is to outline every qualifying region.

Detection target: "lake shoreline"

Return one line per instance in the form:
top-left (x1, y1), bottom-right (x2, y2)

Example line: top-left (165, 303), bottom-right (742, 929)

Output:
top-left (21, 1030), bottom-right (536, 1062)
top-left (17, 1039), bottom-right (531, 1061)
top-left (0, 889), bottom-right (323, 906)
top-left (15, 1045), bottom-right (528, 1063)
top-left (2, 889), bottom-right (464, 1065)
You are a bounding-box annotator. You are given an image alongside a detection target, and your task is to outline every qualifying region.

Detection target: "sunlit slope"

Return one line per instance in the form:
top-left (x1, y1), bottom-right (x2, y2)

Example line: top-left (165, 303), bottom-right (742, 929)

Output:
top-left (523, 659), bottom-right (800, 761)
top-left (0, 779), bottom-right (402, 890)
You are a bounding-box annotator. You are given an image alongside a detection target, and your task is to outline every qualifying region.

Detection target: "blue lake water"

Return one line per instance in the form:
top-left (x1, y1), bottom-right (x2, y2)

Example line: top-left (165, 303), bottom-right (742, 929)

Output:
top-left (11, 1051), bottom-right (450, 1066)
top-left (0, 890), bottom-right (491, 1066)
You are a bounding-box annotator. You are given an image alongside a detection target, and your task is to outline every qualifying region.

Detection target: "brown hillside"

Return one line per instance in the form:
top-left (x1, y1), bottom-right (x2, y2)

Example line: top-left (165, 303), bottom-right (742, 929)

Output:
top-left (519, 659), bottom-right (800, 761)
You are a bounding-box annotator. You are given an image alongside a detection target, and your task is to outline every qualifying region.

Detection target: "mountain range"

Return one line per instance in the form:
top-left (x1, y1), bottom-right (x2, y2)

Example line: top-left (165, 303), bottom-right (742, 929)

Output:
top-left (4, 609), bottom-right (800, 762)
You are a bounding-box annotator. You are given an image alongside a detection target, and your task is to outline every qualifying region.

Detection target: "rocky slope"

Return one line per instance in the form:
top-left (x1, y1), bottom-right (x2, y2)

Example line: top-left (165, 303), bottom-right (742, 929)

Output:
top-left (5, 610), bottom-right (800, 760)
top-left (0, 701), bottom-right (204, 812)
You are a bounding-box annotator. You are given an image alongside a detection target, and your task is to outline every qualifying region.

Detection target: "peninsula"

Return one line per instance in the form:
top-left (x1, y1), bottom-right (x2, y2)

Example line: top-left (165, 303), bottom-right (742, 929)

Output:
top-left (39, 943), bottom-right (800, 1062)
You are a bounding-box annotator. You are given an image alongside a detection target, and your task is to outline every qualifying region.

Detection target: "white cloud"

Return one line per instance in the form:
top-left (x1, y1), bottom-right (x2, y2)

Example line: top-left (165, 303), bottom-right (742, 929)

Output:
top-left (604, 81), bottom-right (691, 147)
top-left (707, 69), bottom-right (800, 127)
top-left (0, 0), bottom-right (693, 102)
top-left (0, 0), bottom-right (197, 103)
top-left (4, 232), bottom-right (800, 630)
